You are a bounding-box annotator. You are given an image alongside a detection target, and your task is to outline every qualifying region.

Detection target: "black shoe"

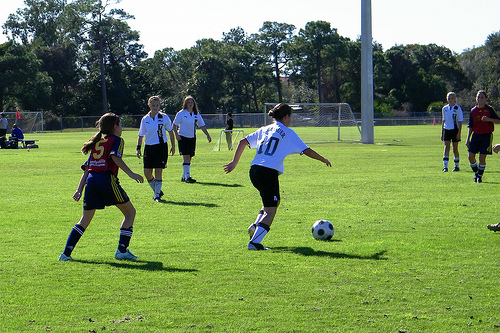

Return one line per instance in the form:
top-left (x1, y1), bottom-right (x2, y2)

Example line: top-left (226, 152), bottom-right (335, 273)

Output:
top-left (452, 167), bottom-right (460, 172)
top-left (181, 178), bottom-right (186, 182)
top-left (248, 241), bottom-right (270, 251)
top-left (185, 177), bottom-right (196, 183)
top-left (487, 223), bottom-right (500, 231)
top-left (477, 176), bottom-right (483, 183)
top-left (153, 197), bottom-right (161, 202)
top-left (442, 167), bottom-right (448, 172)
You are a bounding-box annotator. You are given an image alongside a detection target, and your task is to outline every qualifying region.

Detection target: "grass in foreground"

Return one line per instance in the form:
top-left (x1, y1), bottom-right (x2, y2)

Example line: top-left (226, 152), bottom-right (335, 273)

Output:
top-left (0, 125), bottom-right (499, 332)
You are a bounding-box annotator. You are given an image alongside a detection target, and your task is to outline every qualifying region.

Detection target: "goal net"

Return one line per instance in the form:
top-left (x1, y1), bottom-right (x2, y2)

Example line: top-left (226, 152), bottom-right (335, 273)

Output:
top-left (212, 130), bottom-right (244, 151)
top-left (2, 111), bottom-right (44, 133)
top-left (264, 103), bottom-right (361, 143)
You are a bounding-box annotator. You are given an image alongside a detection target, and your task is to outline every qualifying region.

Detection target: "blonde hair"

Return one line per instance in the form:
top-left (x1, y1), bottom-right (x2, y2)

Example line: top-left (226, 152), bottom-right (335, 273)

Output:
top-left (148, 95), bottom-right (161, 105)
top-left (81, 113), bottom-right (120, 154)
top-left (183, 95), bottom-right (199, 115)
top-left (446, 92), bottom-right (456, 99)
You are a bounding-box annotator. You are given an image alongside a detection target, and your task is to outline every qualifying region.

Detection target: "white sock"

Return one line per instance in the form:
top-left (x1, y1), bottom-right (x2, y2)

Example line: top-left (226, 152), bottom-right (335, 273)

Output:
top-left (154, 180), bottom-right (162, 198)
top-left (148, 178), bottom-right (155, 191)
top-left (183, 163), bottom-right (190, 179)
top-left (250, 225), bottom-right (268, 244)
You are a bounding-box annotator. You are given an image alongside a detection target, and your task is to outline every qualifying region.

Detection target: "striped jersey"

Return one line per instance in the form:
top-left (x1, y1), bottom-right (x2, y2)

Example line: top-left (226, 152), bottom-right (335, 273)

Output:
top-left (442, 104), bottom-right (463, 130)
top-left (138, 111), bottom-right (173, 145)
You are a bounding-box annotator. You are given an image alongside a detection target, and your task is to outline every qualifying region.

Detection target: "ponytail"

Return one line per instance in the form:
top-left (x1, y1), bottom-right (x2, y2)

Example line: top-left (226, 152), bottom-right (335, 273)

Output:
top-left (81, 131), bottom-right (102, 154)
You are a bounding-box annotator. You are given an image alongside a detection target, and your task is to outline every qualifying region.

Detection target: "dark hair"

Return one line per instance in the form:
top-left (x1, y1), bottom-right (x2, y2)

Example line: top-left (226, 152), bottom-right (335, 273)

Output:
top-left (227, 112), bottom-right (232, 117)
top-left (477, 90), bottom-right (488, 99)
top-left (268, 103), bottom-right (292, 121)
top-left (81, 113), bottom-right (120, 154)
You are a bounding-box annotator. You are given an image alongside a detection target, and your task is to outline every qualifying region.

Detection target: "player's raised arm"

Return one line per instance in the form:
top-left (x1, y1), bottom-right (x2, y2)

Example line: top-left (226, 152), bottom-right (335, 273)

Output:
top-left (223, 138), bottom-right (249, 174)
top-left (302, 148), bottom-right (331, 167)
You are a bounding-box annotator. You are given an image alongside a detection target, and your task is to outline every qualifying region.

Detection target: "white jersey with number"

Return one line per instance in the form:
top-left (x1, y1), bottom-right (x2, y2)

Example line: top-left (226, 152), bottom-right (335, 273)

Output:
top-left (442, 104), bottom-right (463, 130)
top-left (138, 112), bottom-right (173, 145)
top-left (246, 121), bottom-right (309, 175)
top-left (173, 109), bottom-right (206, 138)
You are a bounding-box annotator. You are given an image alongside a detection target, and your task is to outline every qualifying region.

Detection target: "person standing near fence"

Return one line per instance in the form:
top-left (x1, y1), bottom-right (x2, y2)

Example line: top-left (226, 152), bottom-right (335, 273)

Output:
top-left (225, 112), bottom-right (234, 150)
top-left (441, 92), bottom-right (463, 172)
top-left (466, 90), bottom-right (500, 183)
top-left (59, 113), bottom-right (144, 261)
top-left (136, 96), bottom-right (175, 202)
top-left (173, 95), bottom-right (212, 183)
top-left (0, 113), bottom-right (8, 149)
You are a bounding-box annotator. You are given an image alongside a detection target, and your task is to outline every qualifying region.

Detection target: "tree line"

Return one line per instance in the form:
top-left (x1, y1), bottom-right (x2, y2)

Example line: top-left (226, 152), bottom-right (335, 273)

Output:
top-left (1, 0), bottom-right (500, 118)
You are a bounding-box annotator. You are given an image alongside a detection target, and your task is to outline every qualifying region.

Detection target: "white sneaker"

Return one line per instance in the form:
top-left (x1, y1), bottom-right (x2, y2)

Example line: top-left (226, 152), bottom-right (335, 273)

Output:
top-left (115, 249), bottom-right (138, 260)
top-left (59, 253), bottom-right (73, 261)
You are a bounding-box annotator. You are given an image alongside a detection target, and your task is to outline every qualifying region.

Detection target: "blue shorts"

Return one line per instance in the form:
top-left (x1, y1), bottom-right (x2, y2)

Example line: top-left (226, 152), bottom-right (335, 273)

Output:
top-left (250, 165), bottom-right (280, 207)
top-left (468, 133), bottom-right (493, 155)
top-left (83, 172), bottom-right (129, 210)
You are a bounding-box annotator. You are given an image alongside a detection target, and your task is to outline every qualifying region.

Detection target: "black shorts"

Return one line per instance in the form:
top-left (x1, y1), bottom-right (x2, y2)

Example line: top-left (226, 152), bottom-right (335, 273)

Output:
top-left (143, 143), bottom-right (168, 168)
top-left (0, 129), bottom-right (6, 137)
top-left (249, 165), bottom-right (280, 207)
top-left (468, 133), bottom-right (493, 155)
top-left (178, 136), bottom-right (196, 157)
top-left (443, 129), bottom-right (461, 142)
top-left (83, 172), bottom-right (130, 210)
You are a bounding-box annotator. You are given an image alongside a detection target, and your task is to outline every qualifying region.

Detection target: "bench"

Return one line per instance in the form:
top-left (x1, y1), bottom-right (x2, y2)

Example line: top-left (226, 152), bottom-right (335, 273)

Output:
top-left (19, 139), bottom-right (39, 148)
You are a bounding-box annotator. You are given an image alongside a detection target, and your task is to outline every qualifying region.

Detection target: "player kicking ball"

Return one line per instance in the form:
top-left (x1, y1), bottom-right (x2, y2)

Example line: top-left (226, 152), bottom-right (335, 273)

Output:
top-left (223, 103), bottom-right (331, 250)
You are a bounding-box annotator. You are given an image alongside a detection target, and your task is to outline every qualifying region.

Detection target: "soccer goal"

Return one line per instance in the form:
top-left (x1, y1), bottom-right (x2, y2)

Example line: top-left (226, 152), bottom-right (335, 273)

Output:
top-left (2, 111), bottom-right (44, 133)
top-left (264, 103), bottom-right (361, 142)
top-left (212, 130), bottom-right (244, 151)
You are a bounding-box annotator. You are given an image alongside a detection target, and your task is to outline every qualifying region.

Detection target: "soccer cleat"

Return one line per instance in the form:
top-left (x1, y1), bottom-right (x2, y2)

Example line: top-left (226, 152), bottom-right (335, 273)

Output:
top-left (159, 190), bottom-right (164, 198)
top-left (185, 177), bottom-right (196, 183)
top-left (248, 223), bottom-right (256, 239)
top-left (59, 253), bottom-right (73, 261)
top-left (452, 167), bottom-right (460, 172)
top-left (487, 223), bottom-right (500, 232)
top-left (474, 175), bottom-right (478, 183)
top-left (153, 196), bottom-right (161, 202)
top-left (477, 176), bottom-right (483, 183)
top-left (181, 178), bottom-right (186, 182)
top-left (442, 167), bottom-right (448, 172)
top-left (248, 241), bottom-right (270, 251)
top-left (115, 249), bottom-right (138, 260)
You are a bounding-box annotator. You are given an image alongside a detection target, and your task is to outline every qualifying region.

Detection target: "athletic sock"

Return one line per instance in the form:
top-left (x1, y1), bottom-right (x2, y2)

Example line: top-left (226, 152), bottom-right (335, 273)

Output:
top-left (63, 224), bottom-right (85, 256)
top-left (454, 158), bottom-right (460, 168)
top-left (154, 180), bottom-right (162, 198)
top-left (183, 162), bottom-right (190, 179)
top-left (470, 162), bottom-right (478, 173)
top-left (148, 177), bottom-right (156, 191)
top-left (118, 227), bottom-right (133, 253)
top-left (443, 156), bottom-right (449, 168)
top-left (250, 223), bottom-right (270, 244)
top-left (478, 164), bottom-right (486, 177)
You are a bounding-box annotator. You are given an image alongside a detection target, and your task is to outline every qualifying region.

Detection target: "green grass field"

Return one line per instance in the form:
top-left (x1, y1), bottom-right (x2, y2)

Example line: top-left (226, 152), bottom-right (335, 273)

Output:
top-left (1, 125), bottom-right (499, 332)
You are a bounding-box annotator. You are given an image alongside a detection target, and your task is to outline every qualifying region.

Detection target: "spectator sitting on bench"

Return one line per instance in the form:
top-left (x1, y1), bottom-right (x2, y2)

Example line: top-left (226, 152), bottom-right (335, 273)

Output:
top-left (11, 124), bottom-right (24, 140)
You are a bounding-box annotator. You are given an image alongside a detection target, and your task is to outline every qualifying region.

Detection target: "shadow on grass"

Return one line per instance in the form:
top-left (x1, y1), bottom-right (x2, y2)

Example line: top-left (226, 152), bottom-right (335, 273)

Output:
top-left (156, 200), bottom-right (218, 207)
top-left (194, 181), bottom-right (243, 188)
top-left (272, 247), bottom-right (388, 260)
top-left (73, 259), bottom-right (198, 272)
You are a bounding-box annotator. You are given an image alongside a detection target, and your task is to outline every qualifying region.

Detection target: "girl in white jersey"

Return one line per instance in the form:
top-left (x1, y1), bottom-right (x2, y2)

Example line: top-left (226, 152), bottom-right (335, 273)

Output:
top-left (441, 92), bottom-right (463, 172)
top-left (223, 103), bottom-right (331, 250)
top-left (173, 96), bottom-right (212, 183)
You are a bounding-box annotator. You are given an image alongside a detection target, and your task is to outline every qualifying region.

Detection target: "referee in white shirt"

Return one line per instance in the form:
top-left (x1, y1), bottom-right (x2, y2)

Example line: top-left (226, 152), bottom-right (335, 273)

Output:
top-left (173, 96), bottom-right (212, 183)
top-left (137, 96), bottom-right (175, 201)
top-left (441, 92), bottom-right (463, 172)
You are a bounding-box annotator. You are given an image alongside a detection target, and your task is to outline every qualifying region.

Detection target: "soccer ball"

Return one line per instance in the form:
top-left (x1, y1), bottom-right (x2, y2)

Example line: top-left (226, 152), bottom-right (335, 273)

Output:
top-left (311, 219), bottom-right (334, 240)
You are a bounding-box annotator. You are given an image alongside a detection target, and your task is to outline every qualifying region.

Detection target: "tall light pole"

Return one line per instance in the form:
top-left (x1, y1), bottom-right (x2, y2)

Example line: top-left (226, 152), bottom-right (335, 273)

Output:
top-left (361, 0), bottom-right (374, 143)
